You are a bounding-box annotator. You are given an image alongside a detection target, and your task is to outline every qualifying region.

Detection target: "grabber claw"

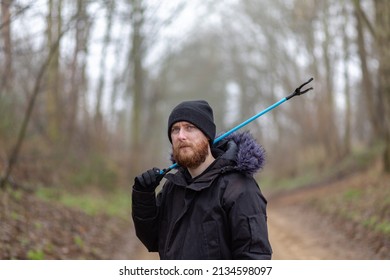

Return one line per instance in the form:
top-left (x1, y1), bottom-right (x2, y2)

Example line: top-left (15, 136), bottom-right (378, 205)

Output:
top-left (286, 77), bottom-right (314, 100)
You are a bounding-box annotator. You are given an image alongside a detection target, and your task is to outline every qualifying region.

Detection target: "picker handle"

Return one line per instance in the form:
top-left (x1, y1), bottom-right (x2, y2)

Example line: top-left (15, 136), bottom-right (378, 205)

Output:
top-left (160, 77), bottom-right (314, 175)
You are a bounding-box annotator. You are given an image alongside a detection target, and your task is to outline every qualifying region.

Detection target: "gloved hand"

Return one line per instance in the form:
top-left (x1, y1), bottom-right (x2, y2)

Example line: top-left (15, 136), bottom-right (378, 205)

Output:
top-left (133, 167), bottom-right (164, 192)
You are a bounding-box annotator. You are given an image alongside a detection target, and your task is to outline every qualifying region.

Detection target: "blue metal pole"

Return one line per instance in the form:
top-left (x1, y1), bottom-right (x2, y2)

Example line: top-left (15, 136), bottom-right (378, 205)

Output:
top-left (161, 98), bottom-right (287, 174)
top-left (213, 98), bottom-right (287, 144)
top-left (160, 78), bottom-right (313, 174)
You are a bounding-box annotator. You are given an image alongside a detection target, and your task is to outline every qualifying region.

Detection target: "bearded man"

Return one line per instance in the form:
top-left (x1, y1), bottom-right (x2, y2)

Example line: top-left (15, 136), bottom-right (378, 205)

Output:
top-left (131, 100), bottom-right (272, 260)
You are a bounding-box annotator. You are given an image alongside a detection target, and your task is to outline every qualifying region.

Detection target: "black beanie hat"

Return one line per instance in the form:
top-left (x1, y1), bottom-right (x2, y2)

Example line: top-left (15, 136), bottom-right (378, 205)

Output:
top-left (168, 100), bottom-right (216, 144)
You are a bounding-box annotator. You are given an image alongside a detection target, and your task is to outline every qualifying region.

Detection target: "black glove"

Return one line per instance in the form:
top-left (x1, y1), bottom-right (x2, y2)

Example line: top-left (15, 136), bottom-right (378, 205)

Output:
top-left (133, 167), bottom-right (164, 192)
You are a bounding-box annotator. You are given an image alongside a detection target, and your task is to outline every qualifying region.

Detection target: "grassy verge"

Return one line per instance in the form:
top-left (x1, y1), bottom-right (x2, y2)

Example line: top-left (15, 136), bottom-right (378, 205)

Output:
top-left (310, 166), bottom-right (390, 238)
top-left (261, 143), bottom-right (384, 193)
top-left (35, 187), bottom-right (131, 219)
top-left (1, 186), bottom-right (132, 259)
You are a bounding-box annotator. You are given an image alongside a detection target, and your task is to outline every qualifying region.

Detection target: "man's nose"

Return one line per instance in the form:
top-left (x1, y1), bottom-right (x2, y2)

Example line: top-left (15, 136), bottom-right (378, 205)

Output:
top-left (177, 129), bottom-right (187, 140)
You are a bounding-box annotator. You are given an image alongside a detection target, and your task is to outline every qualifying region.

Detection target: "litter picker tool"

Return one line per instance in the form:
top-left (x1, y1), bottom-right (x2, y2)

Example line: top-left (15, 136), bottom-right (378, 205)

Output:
top-left (160, 77), bottom-right (314, 175)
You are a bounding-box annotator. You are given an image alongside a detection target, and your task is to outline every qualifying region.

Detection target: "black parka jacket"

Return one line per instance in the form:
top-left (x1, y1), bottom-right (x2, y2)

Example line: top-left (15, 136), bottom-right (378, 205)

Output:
top-left (132, 132), bottom-right (272, 259)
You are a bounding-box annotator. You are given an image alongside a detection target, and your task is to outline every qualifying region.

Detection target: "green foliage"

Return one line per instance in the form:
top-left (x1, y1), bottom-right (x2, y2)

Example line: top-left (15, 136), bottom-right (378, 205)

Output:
top-left (310, 163), bottom-right (390, 240)
top-left (343, 189), bottom-right (362, 201)
top-left (262, 143), bottom-right (385, 192)
top-left (27, 249), bottom-right (45, 260)
top-left (68, 153), bottom-right (118, 190)
top-left (36, 187), bottom-right (130, 219)
top-left (363, 217), bottom-right (390, 236)
top-left (376, 222), bottom-right (390, 235)
top-left (261, 171), bottom-right (317, 191)
top-left (35, 187), bottom-right (60, 201)
top-left (341, 143), bottom-right (384, 171)
top-left (34, 221), bottom-right (43, 230)
top-left (10, 189), bottom-right (23, 201)
top-left (10, 211), bottom-right (22, 221)
top-left (73, 235), bottom-right (84, 249)
top-left (0, 95), bottom-right (17, 136)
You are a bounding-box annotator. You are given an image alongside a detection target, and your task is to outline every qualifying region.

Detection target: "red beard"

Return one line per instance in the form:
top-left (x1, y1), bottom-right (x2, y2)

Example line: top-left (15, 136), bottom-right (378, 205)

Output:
top-left (172, 138), bottom-right (209, 169)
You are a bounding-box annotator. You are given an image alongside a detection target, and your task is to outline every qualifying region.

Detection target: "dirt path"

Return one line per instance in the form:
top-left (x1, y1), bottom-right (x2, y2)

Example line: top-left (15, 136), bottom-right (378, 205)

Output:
top-left (268, 172), bottom-right (381, 260)
top-left (111, 223), bottom-right (159, 260)
top-left (267, 185), bottom-right (376, 260)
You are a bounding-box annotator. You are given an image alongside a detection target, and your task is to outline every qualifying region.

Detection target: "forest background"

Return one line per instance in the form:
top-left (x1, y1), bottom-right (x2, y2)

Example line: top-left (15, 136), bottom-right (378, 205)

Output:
top-left (0, 0), bottom-right (389, 259)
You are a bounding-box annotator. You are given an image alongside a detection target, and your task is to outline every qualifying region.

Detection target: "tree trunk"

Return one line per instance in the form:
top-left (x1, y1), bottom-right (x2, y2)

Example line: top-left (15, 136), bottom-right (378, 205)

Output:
top-left (0, 0), bottom-right (13, 93)
top-left (94, 0), bottom-right (114, 151)
top-left (321, 4), bottom-right (341, 160)
top-left (0, 29), bottom-right (65, 189)
top-left (374, 0), bottom-right (390, 172)
top-left (67, 2), bottom-right (80, 147)
top-left (46, 0), bottom-right (63, 143)
top-left (342, 2), bottom-right (352, 156)
top-left (129, 0), bottom-right (145, 169)
top-left (354, 0), bottom-right (383, 140)
top-left (63, 0), bottom-right (91, 151)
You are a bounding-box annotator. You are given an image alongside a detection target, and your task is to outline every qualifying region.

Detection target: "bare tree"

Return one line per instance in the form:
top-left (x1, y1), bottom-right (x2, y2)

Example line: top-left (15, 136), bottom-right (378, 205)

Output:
top-left (0, 28), bottom-right (66, 189)
top-left (127, 0), bottom-right (146, 169)
top-left (66, 0), bottom-right (92, 149)
top-left (46, 0), bottom-right (63, 143)
top-left (374, 0), bottom-right (390, 172)
top-left (353, 0), bottom-right (383, 140)
top-left (94, 0), bottom-right (115, 151)
top-left (353, 0), bottom-right (390, 172)
top-left (341, 1), bottom-right (352, 156)
top-left (0, 0), bottom-right (13, 94)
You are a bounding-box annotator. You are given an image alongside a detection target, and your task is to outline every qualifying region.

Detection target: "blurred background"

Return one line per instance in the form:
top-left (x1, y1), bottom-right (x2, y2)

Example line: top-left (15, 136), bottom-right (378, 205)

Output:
top-left (0, 0), bottom-right (389, 259)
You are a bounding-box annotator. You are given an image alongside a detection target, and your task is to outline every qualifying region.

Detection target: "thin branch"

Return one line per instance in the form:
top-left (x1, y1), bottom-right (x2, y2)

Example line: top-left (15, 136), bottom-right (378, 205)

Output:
top-left (352, 0), bottom-right (377, 40)
top-left (0, 27), bottom-right (68, 190)
top-left (0, 2), bottom-right (33, 30)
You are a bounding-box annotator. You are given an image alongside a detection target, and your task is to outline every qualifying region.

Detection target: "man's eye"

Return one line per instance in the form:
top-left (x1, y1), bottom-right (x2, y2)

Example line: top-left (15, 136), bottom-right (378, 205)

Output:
top-left (186, 125), bottom-right (195, 131)
top-left (171, 127), bottom-right (180, 134)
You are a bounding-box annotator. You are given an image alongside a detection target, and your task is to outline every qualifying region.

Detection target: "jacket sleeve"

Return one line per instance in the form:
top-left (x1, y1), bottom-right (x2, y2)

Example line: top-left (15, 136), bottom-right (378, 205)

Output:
top-left (131, 188), bottom-right (161, 252)
top-left (223, 174), bottom-right (272, 260)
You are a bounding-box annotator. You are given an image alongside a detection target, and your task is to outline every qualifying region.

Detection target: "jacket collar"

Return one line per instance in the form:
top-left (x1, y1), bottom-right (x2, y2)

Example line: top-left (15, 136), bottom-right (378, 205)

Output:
top-left (164, 156), bottom-right (233, 191)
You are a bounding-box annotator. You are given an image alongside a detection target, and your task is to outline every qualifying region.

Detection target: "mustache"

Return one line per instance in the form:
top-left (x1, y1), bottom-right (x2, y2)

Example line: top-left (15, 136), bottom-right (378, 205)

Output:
top-left (176, 142), bottom-right (193, 149)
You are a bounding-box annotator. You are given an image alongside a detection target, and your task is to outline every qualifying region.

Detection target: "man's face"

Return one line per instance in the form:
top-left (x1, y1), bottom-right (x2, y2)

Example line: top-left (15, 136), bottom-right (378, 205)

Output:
top-left (171, 121), bottom-right (210, 169)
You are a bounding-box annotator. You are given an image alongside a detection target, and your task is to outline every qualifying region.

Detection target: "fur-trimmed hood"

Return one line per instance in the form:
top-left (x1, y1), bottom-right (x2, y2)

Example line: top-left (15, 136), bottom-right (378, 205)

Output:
top-left (213, 131), bottom-right (266, 175)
